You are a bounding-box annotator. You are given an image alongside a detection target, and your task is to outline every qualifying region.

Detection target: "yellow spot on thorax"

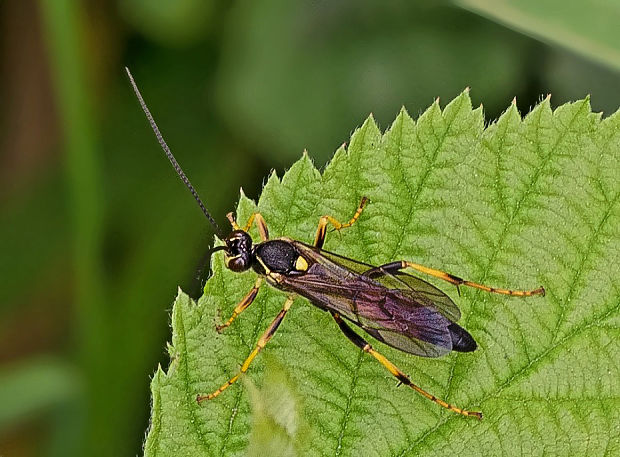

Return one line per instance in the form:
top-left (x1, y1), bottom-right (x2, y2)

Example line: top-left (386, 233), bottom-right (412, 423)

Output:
top-left (295, 255), bottom-right (309, 271)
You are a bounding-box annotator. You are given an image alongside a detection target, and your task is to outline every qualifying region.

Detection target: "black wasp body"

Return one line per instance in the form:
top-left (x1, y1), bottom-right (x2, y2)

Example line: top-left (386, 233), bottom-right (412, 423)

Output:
top-left (127, 67), bottom-right (545, 419)
top-left (227, 231), bottom-right (476, 356)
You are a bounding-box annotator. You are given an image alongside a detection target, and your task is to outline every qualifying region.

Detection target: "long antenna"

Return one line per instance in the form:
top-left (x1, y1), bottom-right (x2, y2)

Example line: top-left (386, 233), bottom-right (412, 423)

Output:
top-left (125, 67), bottom-right (225, 240)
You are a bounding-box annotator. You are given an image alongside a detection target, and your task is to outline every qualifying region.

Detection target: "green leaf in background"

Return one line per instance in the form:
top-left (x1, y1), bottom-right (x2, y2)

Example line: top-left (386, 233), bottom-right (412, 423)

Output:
top-left (458, 0), bottom-right (620, 70)
top-left (216, 0), bottom-right (533, 166)
top-left (144, 93), bottom-right (619, 456)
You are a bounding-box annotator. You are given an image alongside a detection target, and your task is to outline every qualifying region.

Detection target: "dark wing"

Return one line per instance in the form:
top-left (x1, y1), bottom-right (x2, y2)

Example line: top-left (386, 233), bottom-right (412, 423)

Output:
top-left (351, 286), bottom-right (454, 357)
top-left (294, 241), bottom-right (461, 322)
top-left (370, 271), bottom-right (460, 322)
top-left (285, 241), bottom-right (464, 358)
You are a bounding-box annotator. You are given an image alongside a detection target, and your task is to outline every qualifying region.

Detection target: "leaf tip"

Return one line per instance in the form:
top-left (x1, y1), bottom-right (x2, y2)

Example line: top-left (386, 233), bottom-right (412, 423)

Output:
top-left (269, 168), bottom-right (279, 180)
top-left (357, 113), bottom-right (381, 136)
top-left (390, 106), bottom-right (413, 131)
top-left (299, 149), bottom-right (317, 171)
top-left (499, 99), bottom-right (521, 122)
top-left (534, 94), bottom-right (553, 114)
top-left (154, 363), bottom-right (166, 379)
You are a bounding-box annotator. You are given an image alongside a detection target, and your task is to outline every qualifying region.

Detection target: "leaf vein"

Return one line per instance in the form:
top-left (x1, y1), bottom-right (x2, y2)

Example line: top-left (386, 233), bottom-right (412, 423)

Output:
top-left (334, 349), bottom-right (364, 457)
top-left (552, 189), bottom-right (619, 342)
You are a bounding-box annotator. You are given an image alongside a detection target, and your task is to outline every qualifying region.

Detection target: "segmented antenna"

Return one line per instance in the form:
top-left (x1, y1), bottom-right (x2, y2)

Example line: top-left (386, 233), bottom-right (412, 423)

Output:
top-left (125, 67), bottom-right (224, 240)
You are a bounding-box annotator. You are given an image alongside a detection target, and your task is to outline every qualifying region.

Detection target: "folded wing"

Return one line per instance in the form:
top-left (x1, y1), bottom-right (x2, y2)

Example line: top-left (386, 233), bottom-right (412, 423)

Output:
top-left (284, 241), bottom-right (476, 358)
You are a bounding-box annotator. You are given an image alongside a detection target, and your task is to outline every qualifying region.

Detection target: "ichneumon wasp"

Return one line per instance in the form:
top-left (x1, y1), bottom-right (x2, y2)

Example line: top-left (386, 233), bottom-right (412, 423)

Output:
top-left (126, 68), bottom-right (545, 419)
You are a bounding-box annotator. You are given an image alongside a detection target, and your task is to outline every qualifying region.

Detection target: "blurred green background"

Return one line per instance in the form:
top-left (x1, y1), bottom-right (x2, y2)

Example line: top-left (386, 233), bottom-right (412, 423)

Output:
top-left (1, 0), bottom-right (619, 456)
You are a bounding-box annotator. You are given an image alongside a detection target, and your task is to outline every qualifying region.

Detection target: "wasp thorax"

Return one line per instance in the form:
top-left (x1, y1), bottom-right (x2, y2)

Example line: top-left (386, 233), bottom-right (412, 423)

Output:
top-left (225, 230), bottom-right (253, 272)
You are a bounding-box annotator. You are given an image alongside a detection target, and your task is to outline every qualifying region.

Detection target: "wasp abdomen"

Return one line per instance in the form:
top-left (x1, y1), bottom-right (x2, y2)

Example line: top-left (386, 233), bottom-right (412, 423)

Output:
top-left (447, 323), bottom-right (477, 352)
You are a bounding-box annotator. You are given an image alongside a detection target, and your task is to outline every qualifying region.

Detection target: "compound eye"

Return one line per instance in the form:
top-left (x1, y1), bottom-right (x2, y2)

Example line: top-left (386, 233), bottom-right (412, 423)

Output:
top-left (227, 256), bottom-right (249, 272)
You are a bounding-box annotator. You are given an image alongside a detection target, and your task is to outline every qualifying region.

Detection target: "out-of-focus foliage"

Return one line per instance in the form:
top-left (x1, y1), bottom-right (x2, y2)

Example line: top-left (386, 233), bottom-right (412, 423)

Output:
top-left (460, 0), bottom-right (620, 70)
top-left (120, 0), bottom-right (216, 45)
top-left (245, 358), bottom-right (308, 457)
top-left (459, 0), bottom-right (620, 114)
top-left (216, 0), bottom-right (533, 165)
top-left (1, 0), bottom-right (619, 456)
top-left (0, 357), bottom-right (81, 429)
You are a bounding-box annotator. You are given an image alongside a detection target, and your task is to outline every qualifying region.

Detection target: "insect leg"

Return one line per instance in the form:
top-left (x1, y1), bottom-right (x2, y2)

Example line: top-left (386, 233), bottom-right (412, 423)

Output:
top-left (330, 312), bottom-right (482, 419)
top-left (226, 212), bottom-right (269, 241)
top-left (197, 295), bottom-right (295, 402)
top-left (314, 196), bottom-right (369, 249)
top-left (367, 261), bottom-right (545, 297)
top-left (216, 277), bottom-right (264, 332)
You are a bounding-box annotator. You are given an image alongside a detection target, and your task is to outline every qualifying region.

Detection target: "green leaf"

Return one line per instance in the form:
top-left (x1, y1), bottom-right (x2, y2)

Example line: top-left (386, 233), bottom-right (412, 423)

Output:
top-left (144, 93), bottom-right (620, 456)
top-left (458, 0), bottom-right (620, 70)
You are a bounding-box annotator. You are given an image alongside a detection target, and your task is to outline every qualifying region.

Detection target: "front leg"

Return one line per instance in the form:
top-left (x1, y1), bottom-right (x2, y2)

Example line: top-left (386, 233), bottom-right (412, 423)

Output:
top-left (227, 211), bottom-right (269, 241)
top-left (197, 295), bottom-right (295, 402)
top-left (216, 277), bottom-right (263, 332)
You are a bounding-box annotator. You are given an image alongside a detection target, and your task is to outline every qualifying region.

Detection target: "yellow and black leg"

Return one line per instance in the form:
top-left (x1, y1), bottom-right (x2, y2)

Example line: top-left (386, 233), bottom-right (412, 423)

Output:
top-left (216, 277), bottom-right (264, 332)
top-left (330, 312), bottom-right (482, 419)
top-left (366, 261), bottom-right (545, 297)
top-left (314, 196), bottom-right (369, 249)
top-left (227, 211), bottom-right (270, 241)
top-left (197, 295), bottom-right (295, 402)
